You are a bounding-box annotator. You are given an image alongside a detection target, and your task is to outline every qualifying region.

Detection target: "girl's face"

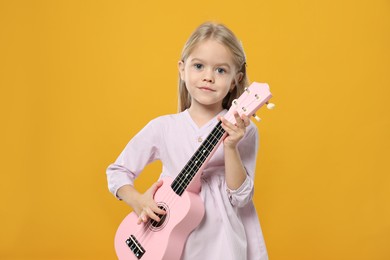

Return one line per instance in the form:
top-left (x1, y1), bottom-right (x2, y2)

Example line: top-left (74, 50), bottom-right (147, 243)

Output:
top-left (179, 39), bottom-right (241, 111)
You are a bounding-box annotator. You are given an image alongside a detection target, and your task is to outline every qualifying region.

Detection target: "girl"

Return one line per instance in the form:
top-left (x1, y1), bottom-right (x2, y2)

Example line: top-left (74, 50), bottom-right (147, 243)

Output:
top-left (107, 22), bottom-right (268, 260)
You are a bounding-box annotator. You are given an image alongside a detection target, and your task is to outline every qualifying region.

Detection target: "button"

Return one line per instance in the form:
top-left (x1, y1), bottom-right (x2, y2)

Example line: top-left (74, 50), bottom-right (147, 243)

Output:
top-left (197, 137), bottom-right (203, 143)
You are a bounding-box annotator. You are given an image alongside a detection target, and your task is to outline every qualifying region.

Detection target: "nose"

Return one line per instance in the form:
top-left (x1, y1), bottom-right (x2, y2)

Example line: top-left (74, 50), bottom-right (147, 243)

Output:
top-left (202, 69), bottom-right (214, 83)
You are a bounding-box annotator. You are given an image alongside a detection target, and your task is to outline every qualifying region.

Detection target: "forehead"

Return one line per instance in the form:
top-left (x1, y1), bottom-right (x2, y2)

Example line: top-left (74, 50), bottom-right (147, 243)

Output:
top-left (188, 39), bottom-right (234, 65)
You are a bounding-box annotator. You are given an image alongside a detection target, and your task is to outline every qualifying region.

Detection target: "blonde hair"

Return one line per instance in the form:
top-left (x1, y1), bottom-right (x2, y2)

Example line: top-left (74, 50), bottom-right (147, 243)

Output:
top-left (178, 22), bottom-right (249, 112)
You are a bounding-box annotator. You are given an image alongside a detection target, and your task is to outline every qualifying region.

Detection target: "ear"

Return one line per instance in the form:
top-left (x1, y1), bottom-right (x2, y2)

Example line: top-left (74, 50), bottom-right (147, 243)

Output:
top-left (178, 60), bottom-right (185, 81)
top-left (235, 72), bottom-right (244, 84)
top-left (230, 72), bottom-right (243, 91)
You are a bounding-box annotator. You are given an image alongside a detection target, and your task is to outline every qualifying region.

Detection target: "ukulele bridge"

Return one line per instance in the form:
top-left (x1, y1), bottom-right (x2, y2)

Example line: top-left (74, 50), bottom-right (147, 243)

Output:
top-left (125, 234), bottom-right (145, 259)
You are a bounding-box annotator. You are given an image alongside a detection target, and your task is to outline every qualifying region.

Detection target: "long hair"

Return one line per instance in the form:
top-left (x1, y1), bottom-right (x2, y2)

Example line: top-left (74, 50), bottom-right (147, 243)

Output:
top-left (178, 22), bottom-right (249, 112)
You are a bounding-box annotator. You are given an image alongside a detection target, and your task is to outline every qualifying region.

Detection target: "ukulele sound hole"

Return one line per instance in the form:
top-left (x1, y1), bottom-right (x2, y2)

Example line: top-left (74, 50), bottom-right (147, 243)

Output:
top-left (149, 203), bottom-right (169, 232)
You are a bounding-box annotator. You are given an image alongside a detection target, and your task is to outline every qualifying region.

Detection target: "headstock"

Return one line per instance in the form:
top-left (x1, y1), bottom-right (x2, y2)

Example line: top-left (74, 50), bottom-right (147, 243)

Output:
top-left (224, 82), bottom-right (274, 124)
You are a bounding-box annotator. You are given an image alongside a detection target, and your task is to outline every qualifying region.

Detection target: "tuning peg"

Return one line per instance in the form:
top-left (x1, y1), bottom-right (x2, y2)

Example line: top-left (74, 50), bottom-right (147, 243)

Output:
top-left (266, 102), bottom-right (275, 110)
top-left (253, 114), bottom-right (261, 122)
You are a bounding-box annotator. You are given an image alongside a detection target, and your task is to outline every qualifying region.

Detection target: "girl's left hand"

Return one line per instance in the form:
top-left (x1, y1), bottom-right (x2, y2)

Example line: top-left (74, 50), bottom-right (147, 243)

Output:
top-left (219, 111), bottom-right (250, 149)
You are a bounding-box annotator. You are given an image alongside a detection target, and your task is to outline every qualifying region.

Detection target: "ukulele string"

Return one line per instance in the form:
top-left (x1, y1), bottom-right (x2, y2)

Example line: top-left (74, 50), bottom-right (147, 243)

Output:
top-left (170, 88), bottom-right (256, 194)
top-left (142, 89), bottom-right (256, 233)
top-left (135, 125), bottom-right (226, 244)
top-left (134, 124), bottom-right (227, 245)
top-left (136, 88), bottom-right (262, 244)
top-left (136, 90), bottom-right (258, 243)
top-left (159, 89), bottom-right (257, 213)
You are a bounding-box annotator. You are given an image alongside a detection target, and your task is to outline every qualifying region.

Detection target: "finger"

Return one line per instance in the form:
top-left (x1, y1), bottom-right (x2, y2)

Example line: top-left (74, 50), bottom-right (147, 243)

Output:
top-left (150, 204), bottom-right (166, 215)
top-left (145, 208), bottom-right (161, 222)
top-left (221, 116), bottom-right (237, 131)
top-left (234, 111), bottom-right (247, 129)
top-left (222, 118), bottom-right (240, 135)
top-left (150, 180), bottom-right (163, 193)
top-left (146, 180), bottom-right (164, 198)
top-left (241, 114), bottom-right (250, 127)
top-left (234, 113), bottom-right (244, 128)
top-left (137, 212), bottom-right (146, 225)
top-left (220, 122), bottom-right (233, 137)
top-left (155, 179), bottom-right (163, 188)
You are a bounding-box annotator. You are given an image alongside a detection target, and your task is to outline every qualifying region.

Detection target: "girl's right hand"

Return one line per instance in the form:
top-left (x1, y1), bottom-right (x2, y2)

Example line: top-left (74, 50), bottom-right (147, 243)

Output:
top-left (133, 180), bottom-right (166, 225)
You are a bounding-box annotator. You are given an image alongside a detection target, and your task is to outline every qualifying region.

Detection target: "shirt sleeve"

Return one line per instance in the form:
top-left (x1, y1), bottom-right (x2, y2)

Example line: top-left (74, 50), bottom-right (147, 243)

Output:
top-left (106, 118), bottom-right (162, 199)
top-left (225, 121), bottom-right (259, 207)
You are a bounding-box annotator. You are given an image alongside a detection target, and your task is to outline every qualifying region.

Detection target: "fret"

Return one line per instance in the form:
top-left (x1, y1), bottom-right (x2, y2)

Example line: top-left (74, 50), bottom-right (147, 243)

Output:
top-left (171, 122), bottom-right (225, 196)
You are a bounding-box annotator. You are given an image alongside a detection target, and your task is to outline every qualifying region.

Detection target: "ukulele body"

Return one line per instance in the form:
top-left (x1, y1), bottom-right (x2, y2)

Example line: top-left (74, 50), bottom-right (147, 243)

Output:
top-left (115, 177), bottom-right (204, 260)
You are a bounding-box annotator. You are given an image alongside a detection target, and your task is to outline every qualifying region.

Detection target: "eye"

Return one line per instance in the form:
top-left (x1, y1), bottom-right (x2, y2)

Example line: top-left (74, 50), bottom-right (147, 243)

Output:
top-left (194, 63), bottom-right (203, 70)
top-left (216, 67), bottom-right (226, 74)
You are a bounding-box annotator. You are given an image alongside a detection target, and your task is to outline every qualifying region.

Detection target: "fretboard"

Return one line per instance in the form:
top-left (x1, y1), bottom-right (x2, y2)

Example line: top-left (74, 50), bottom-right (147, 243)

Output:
top-left (171, 121), bottom-right (225, 196)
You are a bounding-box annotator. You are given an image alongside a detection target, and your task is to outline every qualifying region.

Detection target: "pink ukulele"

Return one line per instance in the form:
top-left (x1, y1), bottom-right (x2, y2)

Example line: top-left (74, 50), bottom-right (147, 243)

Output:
top-left (115, 82), bottom-right (274, 260)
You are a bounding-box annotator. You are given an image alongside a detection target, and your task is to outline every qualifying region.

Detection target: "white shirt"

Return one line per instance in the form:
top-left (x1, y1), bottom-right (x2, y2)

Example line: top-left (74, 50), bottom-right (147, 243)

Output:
top-left (107, 109), bottom-right (268, 259)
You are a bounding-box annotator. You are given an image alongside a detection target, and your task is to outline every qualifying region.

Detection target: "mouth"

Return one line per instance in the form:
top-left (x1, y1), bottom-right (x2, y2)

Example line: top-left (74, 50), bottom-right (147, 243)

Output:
top-left (198, 86), bottom-right (215, 92)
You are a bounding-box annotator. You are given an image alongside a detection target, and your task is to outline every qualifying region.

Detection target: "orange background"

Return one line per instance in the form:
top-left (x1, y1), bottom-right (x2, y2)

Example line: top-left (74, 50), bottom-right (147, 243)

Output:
top-left (1, 0), bottom-right (389, 259)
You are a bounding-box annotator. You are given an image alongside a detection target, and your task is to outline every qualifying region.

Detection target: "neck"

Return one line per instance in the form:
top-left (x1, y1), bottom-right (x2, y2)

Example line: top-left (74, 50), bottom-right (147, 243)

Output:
top-left (171, 119), bottom-right (226, 195)
top-left (187, 104), bottom-right (224, 128)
